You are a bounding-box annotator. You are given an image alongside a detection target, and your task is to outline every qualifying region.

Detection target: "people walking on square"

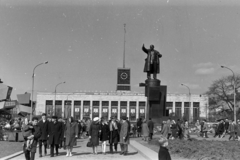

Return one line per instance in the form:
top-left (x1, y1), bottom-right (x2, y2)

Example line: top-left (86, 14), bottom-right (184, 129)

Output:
top-left (195, 120), bottom-right (201, 137)
top-left (137, 118), bottom-right (142, 137)
top-left (161, 119), bottom-right (171, 139)
top-left (148, 118), bottom-right (154, 140)
top-left (24, 117), bottom-right (42, 160)
top-left (236, 120), bottom-right (240, 141)
top-left (142, 119), bottom-right (149, 141)
top-left (170, 120), bottom-right (177, 139)
top-left (109, 116), bottom-right (120, 154)
top-left (86, 118), bottom-right (92, 136)
top-left (78, 120), bottom-right (83, 138)
top-left (38, 113), bottom-right (49, 157)
top-left (89, 117), bottom-right (101, 154)
top-left (202, 120), bottom-right (209, 138)
top-left (60, 118), bottom-right (66, 149)
top-left (119, 116), bottom-right (130, 156)
top-left (100, 117), bottom-right (110, 155)
top-left (65, 117), bottom-right (78, 157)
top-left (22, 118), bottom-right (34, 151)
top-left (48, 116), bottom-right (63, 157)
top-left (228, 120), bottom-right (236, 141)
top-left (183, 120), bottom-right (191, 140)
top-left (223, 118), bottom-right (229, 137)
top-left (158, 136), bottom-right (172, 160)
top-left (176, 119), bottom-right (183, 139)
top-left (214, 120), bottom-right (224, 138)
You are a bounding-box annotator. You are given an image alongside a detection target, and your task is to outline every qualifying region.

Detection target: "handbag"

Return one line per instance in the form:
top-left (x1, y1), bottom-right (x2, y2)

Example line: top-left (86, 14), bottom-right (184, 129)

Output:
top-left (86, 139), bottom-right (93, 147)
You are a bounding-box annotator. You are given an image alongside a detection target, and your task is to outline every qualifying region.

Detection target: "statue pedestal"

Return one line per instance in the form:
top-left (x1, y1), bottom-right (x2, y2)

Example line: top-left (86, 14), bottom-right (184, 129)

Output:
top-left (144, 79), bottom-right (167, 123)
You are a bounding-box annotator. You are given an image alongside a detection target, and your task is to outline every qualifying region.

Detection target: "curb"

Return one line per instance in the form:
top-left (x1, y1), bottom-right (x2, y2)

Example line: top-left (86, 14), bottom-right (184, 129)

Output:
top-left (129, 140), bottom-right (158, 160)
top-left (0, 150), bottom-right (24, 160)
top-left (129, 143), bottom-right (152, 160)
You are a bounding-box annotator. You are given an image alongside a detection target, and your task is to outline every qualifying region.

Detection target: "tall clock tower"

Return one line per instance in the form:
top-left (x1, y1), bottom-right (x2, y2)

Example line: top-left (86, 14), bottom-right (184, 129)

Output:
top-left (116, 68), bottom-right (131, 91)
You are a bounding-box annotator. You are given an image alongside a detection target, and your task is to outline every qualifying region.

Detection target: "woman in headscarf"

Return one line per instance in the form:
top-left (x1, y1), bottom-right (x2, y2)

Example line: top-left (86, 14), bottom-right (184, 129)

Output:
top-left (65, 117), bottom-right (78, 157)
top-left (89, 117), bottom-right (101, 154)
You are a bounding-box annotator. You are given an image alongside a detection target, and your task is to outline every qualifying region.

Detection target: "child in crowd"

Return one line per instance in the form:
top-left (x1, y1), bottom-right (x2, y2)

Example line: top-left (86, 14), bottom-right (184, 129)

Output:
top-left (158, 136), bottom-right (171, 160)
top-left (22, 118), bottom-right (34, 150)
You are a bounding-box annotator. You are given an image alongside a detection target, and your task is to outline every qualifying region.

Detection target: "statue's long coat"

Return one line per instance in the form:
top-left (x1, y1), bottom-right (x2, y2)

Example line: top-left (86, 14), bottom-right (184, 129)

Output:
top-left (142, 45), bottom-right (162, 73)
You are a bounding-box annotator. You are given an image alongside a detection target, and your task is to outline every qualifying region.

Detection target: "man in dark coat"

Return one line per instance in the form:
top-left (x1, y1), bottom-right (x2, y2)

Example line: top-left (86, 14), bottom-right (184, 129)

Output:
top-left (38, 113), bottom-right (49, 157)
top-left (214, 120), bottom-right (225, 138)
top-left (48, 116), bottom-right (63, 157)
top-left (24, 117), bottom-right (42, 160)
top-left (109, 116), bottom-right (121, 154)
top-left (119, 116), bottom-right (130, 156)
top-left (137, 118), bottom-right (142, 137)
top-left (59, 118), bottom-right (66, 149)
top-left (142, 44), bottom-right (162, 79)
top-left (148, 118), bottom-right (154, 140)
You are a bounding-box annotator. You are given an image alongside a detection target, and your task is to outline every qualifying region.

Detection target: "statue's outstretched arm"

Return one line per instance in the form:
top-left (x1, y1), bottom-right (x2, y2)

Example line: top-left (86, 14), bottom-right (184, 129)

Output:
top-left (142, 44), bottom-right (148, 54)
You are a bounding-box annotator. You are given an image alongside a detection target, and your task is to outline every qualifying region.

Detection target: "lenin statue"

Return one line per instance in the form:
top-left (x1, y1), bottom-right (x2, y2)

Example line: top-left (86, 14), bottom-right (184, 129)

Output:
top-left (142, 44), bottom-right (162, 79)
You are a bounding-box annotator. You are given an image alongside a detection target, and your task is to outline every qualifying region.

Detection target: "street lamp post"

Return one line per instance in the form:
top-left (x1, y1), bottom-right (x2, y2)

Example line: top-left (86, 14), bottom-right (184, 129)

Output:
top-left (221, 65), bottom-right (236, 122)
top-left (181, 84), bottom-right (191, 122)
top-left (31, 61), bottom-right (48, 120)
top-left (54, 81), bottom-right (66, 116)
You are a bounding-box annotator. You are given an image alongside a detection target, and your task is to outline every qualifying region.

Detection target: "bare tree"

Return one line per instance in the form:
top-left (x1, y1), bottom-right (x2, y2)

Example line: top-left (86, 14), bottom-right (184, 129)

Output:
top-left (206, 75), bottom-right (240, 112)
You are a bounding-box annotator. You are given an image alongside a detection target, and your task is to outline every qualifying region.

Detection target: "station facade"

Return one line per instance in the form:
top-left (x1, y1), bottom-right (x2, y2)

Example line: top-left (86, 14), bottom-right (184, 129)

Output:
top-left (36, 91), bottom-right (209, 122)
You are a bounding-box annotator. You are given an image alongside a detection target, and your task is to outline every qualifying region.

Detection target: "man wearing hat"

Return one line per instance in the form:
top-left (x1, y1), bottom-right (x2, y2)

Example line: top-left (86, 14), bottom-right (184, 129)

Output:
top-left (109, 116), bottom-right (121, 153)
top-left (48, 116), bottom-right (63, 157)
top-left (38, 113), bottom-right (49, 157)
top-left (119, 116), bottom-right (130, 156)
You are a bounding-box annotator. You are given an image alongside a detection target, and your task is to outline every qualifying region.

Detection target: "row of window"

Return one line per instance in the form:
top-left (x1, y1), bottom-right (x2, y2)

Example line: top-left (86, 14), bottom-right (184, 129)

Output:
top-left (46, 100), bottom-right (146, 107)
top-left (166, 102), bottom-right (200, 108)
top-left (45, 100), bottom-right (146, 121)
top-left (173, 107), bottom-right (200, 121)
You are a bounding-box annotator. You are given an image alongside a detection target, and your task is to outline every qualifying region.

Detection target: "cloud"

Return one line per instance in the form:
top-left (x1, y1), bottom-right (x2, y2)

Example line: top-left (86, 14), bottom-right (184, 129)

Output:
top-left (180, 83), bottom-right (200, 90)
top-left (195, 67), bottom-right (215, 75)
top-left (193, 62), bottom-right (214, 68)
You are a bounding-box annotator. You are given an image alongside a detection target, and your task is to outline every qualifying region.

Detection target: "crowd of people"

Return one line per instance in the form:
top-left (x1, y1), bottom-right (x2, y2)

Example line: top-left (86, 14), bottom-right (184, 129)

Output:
top-left (210, 118), bottom-right (240, 141)
top-left (15, 113), bottom-right (135, 160)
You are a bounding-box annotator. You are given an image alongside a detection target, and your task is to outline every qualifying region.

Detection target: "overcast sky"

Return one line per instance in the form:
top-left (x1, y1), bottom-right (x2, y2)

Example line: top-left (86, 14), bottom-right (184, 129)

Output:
top-left (1, 0), bottom-right (240, 100)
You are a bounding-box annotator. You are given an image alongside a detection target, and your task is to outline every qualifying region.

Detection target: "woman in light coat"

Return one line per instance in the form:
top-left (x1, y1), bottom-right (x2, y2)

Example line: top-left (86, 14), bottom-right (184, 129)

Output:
top-left (65, 117), bottom-right (78, 157)
top-left (141, 119), bottom-right (149, 141)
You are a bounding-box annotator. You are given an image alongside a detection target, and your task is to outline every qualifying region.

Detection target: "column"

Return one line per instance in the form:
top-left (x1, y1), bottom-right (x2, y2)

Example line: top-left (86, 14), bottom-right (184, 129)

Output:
top-left (190, 101), bottom-right (193, 122)
top-left (172, 100), bottom-right (176, 113)
top-left (181, 101), bottom-right (184, 118)
top-left (108, 101), bottom-right (111, 120)
top-left (117, 100), bottom-right (120, 120)
top-left (61, 99), bottom-right (64, 118)
top-left (99, 100), bottom-right (102, 119)
top-left (127, 101), bottom-right (130, 119)
top-left (80, 100), bottom-right (83, 120)
top-left (136, 101), bottom-right (139, 119)
top-left (71, 100), bottom-right (74, 117)
top-left (90, 100), bottom-right (93, 120)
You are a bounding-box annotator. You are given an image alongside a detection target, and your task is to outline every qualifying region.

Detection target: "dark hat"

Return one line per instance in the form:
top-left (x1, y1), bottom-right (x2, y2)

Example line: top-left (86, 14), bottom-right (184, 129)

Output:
top-left (111, 116), bottom-right (116, 119)
top-left (42, 113), bottom-right (46, 116)
top-left (51, 115), bottom-right (58, 119)
top-left (121, 116), bottom-right (127, 120)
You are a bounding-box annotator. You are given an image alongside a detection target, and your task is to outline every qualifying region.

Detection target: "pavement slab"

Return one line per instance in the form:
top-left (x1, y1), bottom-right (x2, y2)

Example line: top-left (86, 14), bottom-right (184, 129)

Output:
top-left (9, 138), bottom-right (147, 160)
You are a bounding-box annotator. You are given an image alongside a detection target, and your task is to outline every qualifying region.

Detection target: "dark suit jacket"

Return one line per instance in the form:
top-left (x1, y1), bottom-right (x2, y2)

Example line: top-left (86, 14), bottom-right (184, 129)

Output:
top-left (48, 121), bottom-right (63, 145)
top-left (38, 120), bottom-right (49, 140)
